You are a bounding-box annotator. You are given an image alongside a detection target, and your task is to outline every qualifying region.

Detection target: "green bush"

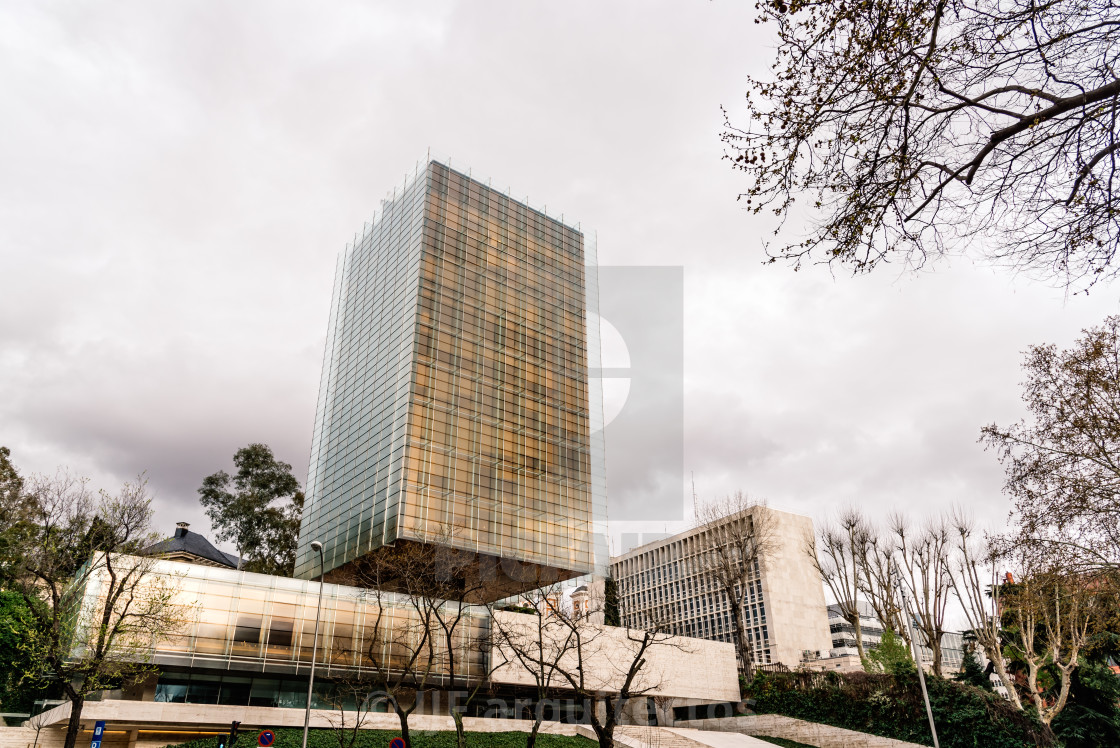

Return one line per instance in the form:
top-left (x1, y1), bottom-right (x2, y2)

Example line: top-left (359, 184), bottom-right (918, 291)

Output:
top-left (166, 728), bottom-right (593, 748)
top-left (744, 671), bottom-right (1054, 748)
top-left (1051, 663), bottom-right (1120, 748)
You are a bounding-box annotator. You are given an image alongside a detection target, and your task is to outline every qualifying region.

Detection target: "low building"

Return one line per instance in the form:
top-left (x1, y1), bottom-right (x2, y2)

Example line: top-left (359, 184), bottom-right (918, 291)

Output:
top-left (59, 555), bottom-right (738, 731)
top-left (610, 506), bottom-right (833, 669)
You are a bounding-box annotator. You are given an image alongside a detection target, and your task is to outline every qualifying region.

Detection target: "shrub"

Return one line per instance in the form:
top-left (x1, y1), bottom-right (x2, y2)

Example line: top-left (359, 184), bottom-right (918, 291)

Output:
top-left (165, 729), bottom-right (593, 748)
top-left (1051, 663), bottom-right (1120, 748)
top-left (744, 670), bottom-right (1054, 748)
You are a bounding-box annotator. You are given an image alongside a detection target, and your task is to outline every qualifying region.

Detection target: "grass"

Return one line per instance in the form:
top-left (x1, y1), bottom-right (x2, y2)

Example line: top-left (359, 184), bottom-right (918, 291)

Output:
top-left (165, 728), bottom-right (595, 748)
top-left (751, 737), bottom-right (816, 748)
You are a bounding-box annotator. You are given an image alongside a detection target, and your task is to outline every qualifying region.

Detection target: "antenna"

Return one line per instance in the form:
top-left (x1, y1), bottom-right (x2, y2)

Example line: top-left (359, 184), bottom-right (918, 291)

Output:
top-left (691, 471), bottom-right (699, 522)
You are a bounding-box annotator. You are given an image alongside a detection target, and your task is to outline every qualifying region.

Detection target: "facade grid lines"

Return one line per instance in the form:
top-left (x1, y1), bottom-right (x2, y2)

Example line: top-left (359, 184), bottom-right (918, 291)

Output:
top-left (295, 161), bottom-right (598, 590)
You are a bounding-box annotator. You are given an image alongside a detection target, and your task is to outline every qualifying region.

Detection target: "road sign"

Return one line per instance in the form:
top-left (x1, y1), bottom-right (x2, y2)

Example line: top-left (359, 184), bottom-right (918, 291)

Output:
top-left (258, 730), bottom-right (275, 747)
top-left (389, 737), bottom-right (406, 748)
top-left (90, 721), bottom-right (105, 748)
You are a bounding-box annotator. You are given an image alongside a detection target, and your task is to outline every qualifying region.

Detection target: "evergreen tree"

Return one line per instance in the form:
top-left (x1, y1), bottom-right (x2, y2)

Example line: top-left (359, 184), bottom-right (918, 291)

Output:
top-left (603, 575), bottom-right (621, 626)
top-left (198, 444), bottom-right (304, 575)
top-left (958, 644), bottom-right (993, 691)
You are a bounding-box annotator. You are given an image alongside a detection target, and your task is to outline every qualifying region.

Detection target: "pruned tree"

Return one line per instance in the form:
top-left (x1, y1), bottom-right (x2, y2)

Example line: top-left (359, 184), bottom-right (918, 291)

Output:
top-left (0, 470), bottom-right (186, 748)
top-left (809, 508), bottom-right (870, 664)
top-left (858, 529), bottom-right (908, 650)
top-left (949, 514), bottom-right (1023, 709)
top-left (891, 514), bottom-right (954, 676)
top-left (982, 316), bottom-right (1120, 572)
top-left (725, 0), bottom-right (1120, 291)
top-left (694, 492), bottom-right (776, 677)
top-left (198, 443), bottom-right (304, 575)
top-left (1002, 554), bottom-right (1101, 724)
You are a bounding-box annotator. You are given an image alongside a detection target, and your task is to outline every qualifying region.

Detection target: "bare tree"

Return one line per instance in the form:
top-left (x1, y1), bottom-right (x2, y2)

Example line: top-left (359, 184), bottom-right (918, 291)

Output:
top-left (982, 316), bottom-right (1120, 571)
top-left (421, 538), bottom-right (509, 748)
top-left (0, 471), bottom-right (186, 748)
top-left (345, 545), bottom-right (440, 748)
top-left (949, 516), bottom-right (1023, 709)
top-left (321, 668), bottom-right (384, 748)
top-left (693, 492), bottom-right (776, 677)
top-left (489, 582), bottom-right (579, 748)
top-left (809, 508), bottom-right (870, 664)
top-left (858, 529), bottom-right (908, 649)
top-left (1002, 553), bottom-right (1101, 725)
top-left (891, 514), bottom-right (953, 676)
top-left (725, 0), bottom-right (1120, 292)
top-left (344, 527), bottom-right (506, 748)
top-left (548, 610), bottom-right (686, 748)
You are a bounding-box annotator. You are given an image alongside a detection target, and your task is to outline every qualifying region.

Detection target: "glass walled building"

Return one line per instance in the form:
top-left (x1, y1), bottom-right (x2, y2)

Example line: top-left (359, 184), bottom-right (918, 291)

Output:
top-left (75, 557), bottom-right (487, 708)
top-left (295, 161), bottom-right (599, 598)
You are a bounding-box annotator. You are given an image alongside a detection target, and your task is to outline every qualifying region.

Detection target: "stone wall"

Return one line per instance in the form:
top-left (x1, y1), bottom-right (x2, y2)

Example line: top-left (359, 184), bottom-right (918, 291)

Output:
top-left (681, 714), bottom-right (928, 748)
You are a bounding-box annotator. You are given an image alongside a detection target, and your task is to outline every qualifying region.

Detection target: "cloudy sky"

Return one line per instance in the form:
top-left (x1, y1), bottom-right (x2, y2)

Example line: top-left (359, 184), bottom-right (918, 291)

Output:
top-left (3, 1), bottom-right (1118, 558)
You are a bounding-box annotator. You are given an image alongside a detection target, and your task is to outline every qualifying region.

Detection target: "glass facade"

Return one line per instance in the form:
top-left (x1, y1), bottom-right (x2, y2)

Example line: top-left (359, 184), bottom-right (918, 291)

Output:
top-left (77, 557), bottom-right (487, 683)
top-left (296, 161), bottom-right (596, 592)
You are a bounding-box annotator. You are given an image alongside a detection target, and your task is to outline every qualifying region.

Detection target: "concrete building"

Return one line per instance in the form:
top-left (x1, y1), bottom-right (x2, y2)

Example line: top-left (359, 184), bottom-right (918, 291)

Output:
top-left (610, 507), bottom-right (832, 669)
top-left (295, 160), bottom-right (607, 597)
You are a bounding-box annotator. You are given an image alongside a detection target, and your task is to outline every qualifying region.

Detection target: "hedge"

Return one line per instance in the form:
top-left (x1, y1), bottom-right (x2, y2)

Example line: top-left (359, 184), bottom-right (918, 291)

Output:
top-left (165, 728), bottom-right (594, 748)
top-left (745, 671), bottom-right (1054, 748)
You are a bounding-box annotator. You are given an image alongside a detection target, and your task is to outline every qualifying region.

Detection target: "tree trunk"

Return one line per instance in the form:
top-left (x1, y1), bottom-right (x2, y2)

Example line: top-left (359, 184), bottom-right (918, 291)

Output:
top-left (451, 709), bottom-right (466, 748)
top-left (394, 704), bottom-right (411, 748)
top-left (989, 649), bottom-right (1024, 711)
top-left (526, 713), bottom-right (543, 748)
top-left (63, 693), bottom-right (85, 748)
top-left (930, 636), bottom-right (943, 678)
top-left (727, 594), bottom-right (753, 679)
top-left (588, 697), bottom-right (614, 748)
top-left (852, 614), bottom-right (866, 664)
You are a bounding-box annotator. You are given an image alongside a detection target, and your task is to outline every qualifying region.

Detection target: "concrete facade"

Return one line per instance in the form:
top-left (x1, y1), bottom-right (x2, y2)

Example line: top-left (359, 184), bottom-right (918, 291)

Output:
top-left (611, 507), bottom-right (832, 669)
top-left (491, 610), bottom-right (740, 702)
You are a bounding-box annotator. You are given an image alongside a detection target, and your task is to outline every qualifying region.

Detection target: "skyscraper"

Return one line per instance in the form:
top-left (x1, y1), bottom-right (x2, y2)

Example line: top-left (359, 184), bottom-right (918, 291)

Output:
top-left (294, 161), bottom-right (601, 597)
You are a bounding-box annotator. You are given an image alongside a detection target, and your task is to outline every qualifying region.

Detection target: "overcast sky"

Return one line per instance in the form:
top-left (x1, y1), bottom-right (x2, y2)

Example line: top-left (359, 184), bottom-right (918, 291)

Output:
top-left (3, 1), bottom-right (1118, 560)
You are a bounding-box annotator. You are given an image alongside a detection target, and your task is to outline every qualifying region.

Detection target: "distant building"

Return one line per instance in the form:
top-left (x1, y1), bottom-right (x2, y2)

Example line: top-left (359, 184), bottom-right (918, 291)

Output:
top-left (826, 601), bottom-right (883, 655)
top-left (825, 602), bottom-right (965, 673)
top-left (142, 522), bottom-right (239, 569)
top-left (568, 579), bottom-right (605, 623)
top-left (610, 506), bottom-right (833, 668)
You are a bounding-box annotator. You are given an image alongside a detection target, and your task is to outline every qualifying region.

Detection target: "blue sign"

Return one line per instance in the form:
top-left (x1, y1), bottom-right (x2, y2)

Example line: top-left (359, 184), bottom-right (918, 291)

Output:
top-left (90, 721), bottom-right (106, 748)
top-left (258, 731), bottom-right (275, 747)
top-left (389, 737), bottom-right (406, 748)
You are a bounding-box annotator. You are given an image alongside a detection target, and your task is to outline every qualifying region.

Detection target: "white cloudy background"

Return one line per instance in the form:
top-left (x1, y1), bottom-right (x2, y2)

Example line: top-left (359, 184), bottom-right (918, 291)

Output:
top-left (2, 1), bottom-right (1117, 557)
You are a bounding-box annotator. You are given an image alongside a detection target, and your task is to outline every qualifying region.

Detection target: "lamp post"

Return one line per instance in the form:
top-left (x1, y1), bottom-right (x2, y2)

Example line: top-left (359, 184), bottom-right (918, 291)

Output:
top-left (894, 569), bottom-right (940, 748)
top-left (301, 541), bottom-right (326, 748)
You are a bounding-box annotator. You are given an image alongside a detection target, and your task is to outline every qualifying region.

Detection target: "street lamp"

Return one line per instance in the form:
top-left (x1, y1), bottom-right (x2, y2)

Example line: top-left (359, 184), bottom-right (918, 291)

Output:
top-left (301, 541), bottom-right (326, 748)
top-left (894, 569), bottom-right (940, 748)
